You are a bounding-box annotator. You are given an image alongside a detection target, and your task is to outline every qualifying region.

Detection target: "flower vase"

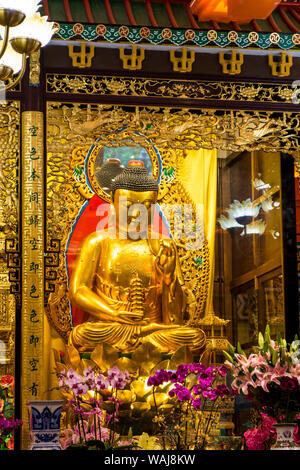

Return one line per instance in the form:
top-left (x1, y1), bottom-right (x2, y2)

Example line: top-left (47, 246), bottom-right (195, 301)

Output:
top-left (28, 401), bottom-right (64, 450)
top-left (272, 423), bottom-right (300, 450)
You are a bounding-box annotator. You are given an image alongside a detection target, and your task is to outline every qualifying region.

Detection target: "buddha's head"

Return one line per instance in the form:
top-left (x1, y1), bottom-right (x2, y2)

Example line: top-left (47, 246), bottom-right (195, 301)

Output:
top-left (111, 160), bottom-right (158, 236)
top-left (95, 157), bottom-right (124, 194)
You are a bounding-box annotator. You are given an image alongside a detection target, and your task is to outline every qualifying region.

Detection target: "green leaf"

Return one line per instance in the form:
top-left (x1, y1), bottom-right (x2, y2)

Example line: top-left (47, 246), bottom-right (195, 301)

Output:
top-left (264, 324), bottom-right (270, 343)
top-left (258, 332), bottom-right (264, 349)
top-left (262, 341), bottom-right (269, 354)
top-left (3, 402), bottom-right (14, 418)
top-left (223, 351), bottom-right (234, 363)
top-left (237, 342), bottom-right (242, 354)
top-left (228, 343), bottom-right (236, 356)
top-left (276, 331), bottom-right (282, 344)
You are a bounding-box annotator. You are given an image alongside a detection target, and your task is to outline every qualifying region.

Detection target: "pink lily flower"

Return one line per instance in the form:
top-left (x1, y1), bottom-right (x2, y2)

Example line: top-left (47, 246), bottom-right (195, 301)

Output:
top-left (290, 364), bottom-right (300, 385)
top-left (270, 359), bottom-right (292, 382)
top-left (59, 428), bottom-right (74, 450)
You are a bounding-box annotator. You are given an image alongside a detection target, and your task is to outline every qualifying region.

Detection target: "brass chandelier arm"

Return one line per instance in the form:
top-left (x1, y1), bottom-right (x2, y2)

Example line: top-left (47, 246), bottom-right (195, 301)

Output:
top-left (0, 53), bottom-right (27, 92)
top-left (0, 25), bottom-right (9, 60)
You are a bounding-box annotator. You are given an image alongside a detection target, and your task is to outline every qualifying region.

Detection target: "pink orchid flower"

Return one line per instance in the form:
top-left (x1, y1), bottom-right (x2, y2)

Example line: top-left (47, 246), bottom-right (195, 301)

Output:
top-left (65, 369), bottom-right (84, 389)
top-left (95, 373), bottom-right (110, 391)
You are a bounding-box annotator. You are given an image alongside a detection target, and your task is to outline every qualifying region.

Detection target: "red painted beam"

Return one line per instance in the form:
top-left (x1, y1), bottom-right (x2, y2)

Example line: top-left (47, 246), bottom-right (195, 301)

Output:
top-left (211, 20), bottom-right (220, 30)
top-left (145, 0), bottom-right (158, 27)
top-left (184, 2), bottom-right (199, 28)
top-left (231, 21), bottom-right (241, 31)
top-left (124, 0), bottom-right (137, 26)
top-left (251, 20), bottom-right (261, 32)
top-left (63, 0), bottom-right (73, 22)
top-left (104, 0), bottom-right (116, 25)
top-left (267, 13), bottom-right (281, 32)
top-left (83, 0), bottom-right (94, 23)
top-left (164, 0), bottom-right (179, 28)
top-left (278, 5), bottom-right (299, 31)
top-left (289, 5), bottom-right (300, 23)
top-left (42, 0), bottom-right (50, 17)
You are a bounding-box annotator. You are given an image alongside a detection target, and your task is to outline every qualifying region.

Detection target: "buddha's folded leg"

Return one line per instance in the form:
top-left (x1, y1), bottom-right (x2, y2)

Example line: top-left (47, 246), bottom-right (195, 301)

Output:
top-left (145, 326), bottom-right (206, 354)
top-left (68, 322), bottom-right (142, 353)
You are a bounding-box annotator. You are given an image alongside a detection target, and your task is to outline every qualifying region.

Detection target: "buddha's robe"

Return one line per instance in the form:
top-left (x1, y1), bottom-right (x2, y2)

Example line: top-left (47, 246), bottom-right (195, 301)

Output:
top-left (68, 231), bottom-right (206, 353)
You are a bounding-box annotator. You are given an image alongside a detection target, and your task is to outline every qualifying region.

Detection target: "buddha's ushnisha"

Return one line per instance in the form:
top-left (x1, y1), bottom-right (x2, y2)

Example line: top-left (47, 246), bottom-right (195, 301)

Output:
top-left (95, 157), bottom-right (124, 193)
top-left (68, 160), bottom-right (206, 353)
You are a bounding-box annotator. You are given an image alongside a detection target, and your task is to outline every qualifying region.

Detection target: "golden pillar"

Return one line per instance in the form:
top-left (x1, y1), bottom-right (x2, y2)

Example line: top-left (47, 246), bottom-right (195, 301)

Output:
top-left (21, 111), bottom-right (44, 449)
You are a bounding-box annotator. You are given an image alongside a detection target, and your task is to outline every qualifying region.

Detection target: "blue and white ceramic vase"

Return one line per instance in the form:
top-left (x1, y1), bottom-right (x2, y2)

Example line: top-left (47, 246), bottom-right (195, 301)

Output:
top-left (28, 401), bottom-right (64, 450)
top-left (271, 423), bottom-right (300, 450)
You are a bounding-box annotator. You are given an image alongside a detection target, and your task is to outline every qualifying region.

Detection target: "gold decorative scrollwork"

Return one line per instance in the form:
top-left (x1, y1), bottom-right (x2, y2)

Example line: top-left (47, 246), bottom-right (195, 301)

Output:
top-left (0, 101), bottom-right (20, 378)
top-left (47, 73), bottom-right (299, 105)
top-left (47, 102), bottom-right (300, 153)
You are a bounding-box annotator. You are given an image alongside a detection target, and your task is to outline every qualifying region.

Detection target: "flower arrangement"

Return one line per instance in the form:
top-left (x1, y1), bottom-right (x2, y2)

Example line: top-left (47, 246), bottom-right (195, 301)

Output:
top-left (58, 365), bottom-right (135, 450)
top-left (146, 363), bottom-right (236, 450)
top-left (0, 375), bottom-right (22, 450)
top-left (244, 411), bottom-right (300, 450)
top-left (224, 325), bottom-right (300, 423)
top-left (244, 412), bottom-right (277, 450)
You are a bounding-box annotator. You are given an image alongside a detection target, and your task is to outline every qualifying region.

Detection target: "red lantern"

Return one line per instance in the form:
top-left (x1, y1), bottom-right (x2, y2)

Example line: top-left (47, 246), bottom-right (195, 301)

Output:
top-left (190, 0), bottom-right (280, 23)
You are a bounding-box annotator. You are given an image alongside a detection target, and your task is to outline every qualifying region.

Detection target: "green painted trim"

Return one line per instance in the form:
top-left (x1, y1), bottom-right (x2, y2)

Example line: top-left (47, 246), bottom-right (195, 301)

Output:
top-left (53, 23), bottom-right (300, 50)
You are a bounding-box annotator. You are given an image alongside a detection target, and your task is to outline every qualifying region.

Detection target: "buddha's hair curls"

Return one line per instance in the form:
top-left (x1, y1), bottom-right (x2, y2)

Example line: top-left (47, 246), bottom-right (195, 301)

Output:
top-left (111, 161), bottom-right (158, 199)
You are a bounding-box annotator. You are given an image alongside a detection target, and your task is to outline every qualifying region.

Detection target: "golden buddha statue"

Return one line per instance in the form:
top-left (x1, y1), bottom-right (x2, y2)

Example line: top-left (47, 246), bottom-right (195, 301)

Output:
top-left (68, 160), bottom-right (206, 354)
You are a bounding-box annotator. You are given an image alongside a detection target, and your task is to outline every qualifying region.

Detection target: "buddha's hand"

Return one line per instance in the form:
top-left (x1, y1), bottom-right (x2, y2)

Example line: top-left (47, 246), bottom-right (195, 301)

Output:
top-left (155, 240), bottom-right (176, 284)
top-left (117, 310), bottom-right (146, 325)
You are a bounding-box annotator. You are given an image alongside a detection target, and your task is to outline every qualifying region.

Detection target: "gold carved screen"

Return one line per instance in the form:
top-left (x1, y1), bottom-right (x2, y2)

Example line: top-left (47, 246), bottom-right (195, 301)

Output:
top-left (0, 101), bottom-right (20, 379)
top-left (45, 102), bottom-right (213, 353)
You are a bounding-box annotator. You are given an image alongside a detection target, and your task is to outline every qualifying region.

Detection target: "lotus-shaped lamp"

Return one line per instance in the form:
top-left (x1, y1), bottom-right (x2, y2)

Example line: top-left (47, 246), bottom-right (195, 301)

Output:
top-left (217, 214), bottom-right (243, 230)
top-left (0, 0), bottom-right (41, 27)
top-left (0, 39), bottom-right (22, 79)
top-left (261, 197), bottom-right (274, 212)
top-left (252, 177), bottom-right (271, 192)
top-left (9, 13), bottom-right (56, 55)
top-left (227, 198), bottom-right (260, 227)
top-left (240, 219), bottom-right (266, 236)
top-left (261, 198), bottom-right (280, 213)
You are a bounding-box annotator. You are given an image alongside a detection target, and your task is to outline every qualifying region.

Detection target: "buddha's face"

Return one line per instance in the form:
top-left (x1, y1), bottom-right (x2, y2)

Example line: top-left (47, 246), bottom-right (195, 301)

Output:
top-left (113, 188), bottom-right (157, 237)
